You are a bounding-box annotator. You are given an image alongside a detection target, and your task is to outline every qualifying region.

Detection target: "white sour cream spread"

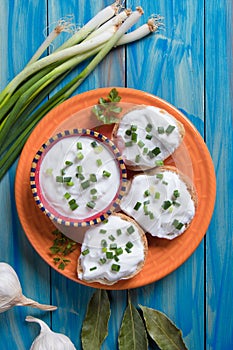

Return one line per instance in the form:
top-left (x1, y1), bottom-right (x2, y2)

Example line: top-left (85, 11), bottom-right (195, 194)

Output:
top-left (78, 215), bottom-right (146, 284)
top-left (39, 135), bottom-right (120, 220)
top-left (115, 106), bottom-right (182, 168)
top-left (120, 170), bottom-right (195, 239)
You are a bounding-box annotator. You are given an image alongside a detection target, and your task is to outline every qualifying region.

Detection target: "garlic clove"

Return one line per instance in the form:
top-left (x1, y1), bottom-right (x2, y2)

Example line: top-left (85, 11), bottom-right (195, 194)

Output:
top-left (0, 262), bottom-right (57, 313)
top-left (26, 316), bottom-right (77, 349)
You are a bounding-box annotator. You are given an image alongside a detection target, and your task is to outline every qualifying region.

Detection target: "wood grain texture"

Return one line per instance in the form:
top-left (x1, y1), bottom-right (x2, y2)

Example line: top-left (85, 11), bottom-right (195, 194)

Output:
top-left (0, 0), bottom-right (232, 349)
top-left (205, 0), bottom-right (233, 349)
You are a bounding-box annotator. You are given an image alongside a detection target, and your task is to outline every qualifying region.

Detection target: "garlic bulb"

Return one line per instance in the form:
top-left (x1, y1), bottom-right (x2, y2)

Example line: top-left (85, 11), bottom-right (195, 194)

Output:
top-left (26, 316), bottom-right (77, 349)
top-left (0, 262), bottom-right (57, 313)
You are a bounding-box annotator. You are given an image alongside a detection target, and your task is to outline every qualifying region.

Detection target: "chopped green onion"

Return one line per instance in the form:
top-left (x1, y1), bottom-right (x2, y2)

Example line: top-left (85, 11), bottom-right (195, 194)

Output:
top-left (146, 123), bottom-right (153, 132)
top-left (162, 181), bottom-right (168, 185)
top-left (102, 247), bottom-right (107, 253)
top-left (176, 222), bottom-right (184, 230)
top-left (91, 141), bottom-right (98, 148)
top-left (131, 132), bottom-right (137, 142)
top-left (156, 173), bottom-right (163, 180)
top-left (152, 147), bottom-right (161, 156)
top-left (149, 212), bottom-right (155, 220)
top-left (125, 247), bottom-right (132, 253)
top-left (64, 192), bottom-right (71, 200)
top-left (111, 263), bottom-right (120, 272)
top-left (66, 181), bottom-right (74, 186)
top-left (96, 158), bottom-right (102, 167)
top-left (94, 145), bottom-right (103, 153)
top-left (45, 168), bottom-right (53, 175)
top-left (90, 173), bottom-right (97, 182)
top-left (127, 225), bottom-right (135, 234)
top-left (92, 195), bottom-right (98, 200)
top-left (76, 173), bottom-right (85, 180)
top-left (172, 219), bottom-right (179, 227)
top-left (68, 199), bottom-right (79, 211)
top-left (133, 201), bottom-right (142, 211)
top-left (65, 160), bottom-right (73, 166)
top-left (77, 165), bottom-right (83, 173)
top-left (99, 229), bottom-right (107, 234)
top-left (166, 125), bottom-right (175, 134)
top-left (144, 189), bottom-right (150, 197)
top-left (77, 142), bottom-right (82, 150)
top-left (82, 248), bottom-right (90, 256)
top-left (56, 176), bottom-right (63, 183)
top-left (155, 160), bottom-right (164, 166)
top-left (154, 192), bottom-right (160, 199)
top-left (125, 141), bottom-right (133, 147)
top-left (90, 266), bottom-right (97, 271)
top-left (77, 151), bottom-right (84, 160)
top-left (173, 201), bottom-right (181, 207)
top-left (158, 126), bottom-right (164, 134)
top-left (135, 154), bottom-right (140, 163)
top-left (99, 258), bottom-right (107, 265)
top-left (116, 229), bottom-right (122, 236)
top-left (143, 205), bottom-right (149, 215)
top-left (101, 239), bottom-right (107, 247)
top-left (114, 255), bottom-right (119, 262)
top-left (137, 140), bottom-right (145, 148)
top-left (108, 234), bottom-right (115, 241)
top-left (162, 200), bottom-right (172, 210)
top-left (90, 188), bottom-right (97, 195)
top-left (103, 170), bottom-right (111, 178)
top-left (125, 129), bottom-right (132, 136)
top-left (106, 251), bottom-right (113, 259)
top-left (143, 147), bottom-right (148, 154)
top-left (63, 176), bottom-right (72, 182)
top-left (86, 201), bottom-right (96, 209)
top-left (126, 241), bottom-right (134, 249)
top-left (146, 134), bottom-right (152, 140)
top-left (173, 189), bottom-right (180, 198)
top-left (131, 124), bottom-right (137, 131)
top-left (148, 150), bottom-right (155, 159)
top-left (81, 180), bottom-right (90, 189)
top-left (110, 243), bottom-right (117, 250)
top-left (116, 247), bottom-right (123, 256)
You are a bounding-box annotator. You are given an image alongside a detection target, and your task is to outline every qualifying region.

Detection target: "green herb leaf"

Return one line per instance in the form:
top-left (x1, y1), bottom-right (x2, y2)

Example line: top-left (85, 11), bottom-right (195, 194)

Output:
top-left (92, 88), bottom-right (122, 124)
top-left (140, 305), bottom-right (188, 350)
top-left (81, 289), bottom-right (111, 350)
top-left (118, 301), bottom-right (148, 350)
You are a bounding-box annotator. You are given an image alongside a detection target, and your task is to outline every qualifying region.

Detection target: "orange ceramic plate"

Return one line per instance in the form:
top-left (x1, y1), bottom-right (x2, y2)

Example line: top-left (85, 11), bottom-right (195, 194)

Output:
top-left (15, 87), bottom-right (216, 290)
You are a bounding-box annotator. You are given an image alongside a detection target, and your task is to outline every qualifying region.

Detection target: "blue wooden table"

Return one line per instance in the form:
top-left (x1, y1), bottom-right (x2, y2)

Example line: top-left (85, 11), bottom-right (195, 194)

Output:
top-left (0, 1), bottom-right (232, 349)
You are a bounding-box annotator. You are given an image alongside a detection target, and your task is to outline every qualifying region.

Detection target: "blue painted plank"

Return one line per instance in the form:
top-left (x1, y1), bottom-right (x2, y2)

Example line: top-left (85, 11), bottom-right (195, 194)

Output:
top-left (205, 0), bottom-right (233, 349)
top-left (0, 1), bottom-right (51, 349)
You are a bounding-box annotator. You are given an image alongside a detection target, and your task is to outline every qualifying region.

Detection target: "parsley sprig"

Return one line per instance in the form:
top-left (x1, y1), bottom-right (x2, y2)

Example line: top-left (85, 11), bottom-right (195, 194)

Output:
top-left (49, 229), bottom-right (77, 270)
top-left (92, 88), bottom-right (122, 124)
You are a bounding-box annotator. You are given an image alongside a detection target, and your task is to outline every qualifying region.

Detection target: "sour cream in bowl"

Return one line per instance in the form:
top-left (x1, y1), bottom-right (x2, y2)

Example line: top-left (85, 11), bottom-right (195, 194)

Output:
top-left (30, 129), bottom-right (127, 243)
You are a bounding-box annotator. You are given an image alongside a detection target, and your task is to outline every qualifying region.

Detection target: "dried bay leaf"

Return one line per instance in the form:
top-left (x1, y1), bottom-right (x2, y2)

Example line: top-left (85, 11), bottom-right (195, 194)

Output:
top-left (118, 301), bottom-right (148, 350)
top-left (81, 289), bottom-right (111, 350)
top-left (140, 306), bottom-right (188, 350)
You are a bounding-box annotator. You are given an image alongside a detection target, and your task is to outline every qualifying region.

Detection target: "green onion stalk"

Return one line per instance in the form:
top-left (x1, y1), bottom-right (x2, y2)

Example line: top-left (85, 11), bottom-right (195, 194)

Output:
top-left (0, 6), bottom-right (162, 180)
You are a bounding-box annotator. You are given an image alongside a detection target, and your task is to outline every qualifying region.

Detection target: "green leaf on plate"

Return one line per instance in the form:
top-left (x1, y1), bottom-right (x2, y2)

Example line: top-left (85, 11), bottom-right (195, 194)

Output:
top-left (118, 301), bottom-right (148, 350)
top-left (81, 289), bottom-right (111, 350)
top-left (140, 305), bottom-right (188, 350)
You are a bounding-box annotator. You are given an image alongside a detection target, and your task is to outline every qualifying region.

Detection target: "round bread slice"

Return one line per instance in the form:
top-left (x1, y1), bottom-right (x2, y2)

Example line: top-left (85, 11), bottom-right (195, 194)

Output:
top-left (120, 166), bottom-right (197, 239)
top-left (77, 213), bottom-right (148, 285)
top-left (112, 105), bottom-right (185, 171)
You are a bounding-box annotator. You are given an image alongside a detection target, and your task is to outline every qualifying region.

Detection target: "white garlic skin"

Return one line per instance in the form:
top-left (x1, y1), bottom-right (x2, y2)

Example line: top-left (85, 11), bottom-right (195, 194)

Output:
top-left (26, 316), bottom-right (76, 350)
top-left (0, 262), bottom-right (23, 313)
top-left (0, 262), bottom-right (57, 313)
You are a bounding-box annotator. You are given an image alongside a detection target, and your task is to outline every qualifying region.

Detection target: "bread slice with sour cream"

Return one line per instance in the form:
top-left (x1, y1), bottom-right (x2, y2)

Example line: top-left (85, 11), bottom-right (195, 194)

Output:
top-left (120, 166), bottom-right (197, 240)
top-left (77, 213), bottom-right (148, 285)
top-left (112, 105), bottom-right (185, 171)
